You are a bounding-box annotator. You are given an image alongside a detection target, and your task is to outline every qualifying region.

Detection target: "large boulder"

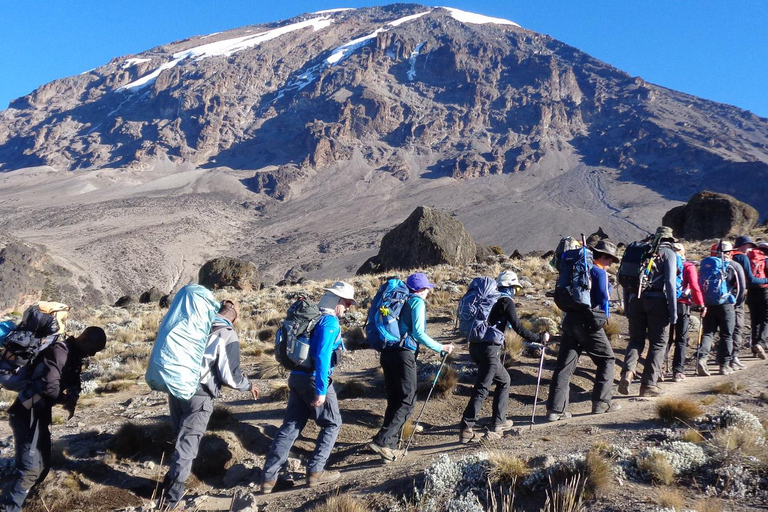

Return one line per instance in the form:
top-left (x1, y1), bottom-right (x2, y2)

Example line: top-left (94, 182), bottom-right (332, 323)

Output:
top-left (663, 191), bottom-right (759, 240)
top-left (198, 257), bottom-right (260, 291)
top-left (139, 286), bottom-right (164, 304)
top-left (357, 206), bottom-right (477, 274)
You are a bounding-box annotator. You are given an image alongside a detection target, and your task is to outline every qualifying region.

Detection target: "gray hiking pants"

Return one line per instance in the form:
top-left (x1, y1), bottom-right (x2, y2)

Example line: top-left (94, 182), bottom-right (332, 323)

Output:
top-left (622, 295), bottom-right (670, 388)
top-left (162, 394), bottom-right (214, 507)
top-left (547, 310), bottom-right (615, 414)
top-left (747, 288), bottom-right (768, 349)
top-left (733, 303), bottom-right (745, 355)
top-left (460, 342), bottom-right (510, 430)
top-left (699, 304), bottom-right (736, 366)
top-left (262, 373), bottom-right (341, 482)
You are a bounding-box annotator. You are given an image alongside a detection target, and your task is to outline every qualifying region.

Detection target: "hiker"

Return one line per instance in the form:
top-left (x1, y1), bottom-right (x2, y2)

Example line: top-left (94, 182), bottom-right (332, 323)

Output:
top-left (368, 273), bottom-right (454, 463)
top-left (619, 226), bottom-right (678, 397)
top-left (697, 242), bottom-right (746, 376)
top-left (261, 282), bottom-right (355, 493)
top-left (547, 240), bottom-right (620, 421)
top-left (0, 327), bottom-right (107, 512)
top-left (731, 235), bottom-right (768, 360)
top-left (161, 300), bottom-right (259, 509)
top-left (665, 243), bottom-right (704, 382)
top-left (459, 271), bottom-right (549, 442)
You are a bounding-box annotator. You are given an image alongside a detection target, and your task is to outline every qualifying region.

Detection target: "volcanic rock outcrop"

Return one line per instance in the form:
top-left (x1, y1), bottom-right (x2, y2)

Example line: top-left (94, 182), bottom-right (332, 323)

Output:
top-left (662, 191), bottom-right (760, 240)
top-left (198, 257), bottom-right (260, 291)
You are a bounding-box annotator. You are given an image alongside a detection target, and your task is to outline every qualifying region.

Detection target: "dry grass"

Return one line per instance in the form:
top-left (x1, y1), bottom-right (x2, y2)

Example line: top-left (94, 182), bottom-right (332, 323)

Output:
top-left (603, 319), bottom-right (621, 342)
top-left (343, 325), bottom-right (368, 351)
top-left (700, 395), bottom-right (717, 406)
top-left (258, 358), bottom-right (284, 379)
top-left (208, 406), bottom-right (236, 430)
top-left (96, 380), bottom-right (136, 394)
top-left (266, 383), bottom-right (290, 402)
top-left (582, 449), bottom-right (612, 499)
top-left (110, 421), bottom-right (174, 459)
top-left (257, 327), bottom-right (276, 342)
top-left (418, 364), bottom-right (459, 398)
top-left (336, 379), bottom-right (371, 399)
top-left (486, 450), bottom-right (529, 485)
top-left (711, 381), bottom-right (745, 395)
top-left (656, 397), bottom-right (703, 424)
top-left (760, 391), bottom-right (768, 404)
top-left (712, 426), bottom-right (767, 459)
top-left (401, 419), bottom-right (417, 442)
top-left (429, 289), bottom-right (454, 309)
top-left (693, 497), bottom-right (723, 512)
top-left (638, 451), bottom-right (675, 485)
top-left (311, 495), bottom-right (370, 512)
top-left (542, 475), bottom-right (586, 512)
top-left (240, 342), bottom-right (264, 357)
top-left (681, 429), bottom-right (705, 444)
top-left (503, 331), bottom-right (524, 366)
top-left (655, 487), bottom-right (685, 511)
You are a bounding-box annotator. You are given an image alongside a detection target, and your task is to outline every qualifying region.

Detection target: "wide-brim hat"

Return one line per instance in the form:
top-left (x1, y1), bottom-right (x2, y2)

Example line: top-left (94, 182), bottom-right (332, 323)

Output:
top-left (497, 270), bottom-right (521, 288)
top-left (710, 241), bottom-right (734, 256)
top-left (323, 281), bottom-right (357, 305)
top-left (655, 226), bottom-right (676, 242)
top-left (406, 272), bottom-right (435, 291)
top-left (592, 239), bottom-right (620, 263)
top-left (734, 235), bottom-right (756, 249)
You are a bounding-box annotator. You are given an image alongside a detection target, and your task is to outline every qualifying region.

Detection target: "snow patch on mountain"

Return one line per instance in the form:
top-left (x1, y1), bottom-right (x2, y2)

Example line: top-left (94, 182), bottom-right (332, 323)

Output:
top-left (123, 58), bottom-right (152, 69)
top-left (443, 7), bottom-right (519, 27)
top-left (407, 42), bottom-right (426, 81)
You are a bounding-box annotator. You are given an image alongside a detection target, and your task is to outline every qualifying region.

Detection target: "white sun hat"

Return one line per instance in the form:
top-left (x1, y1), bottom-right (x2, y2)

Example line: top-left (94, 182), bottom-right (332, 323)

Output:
top-left (496, 270), bottom-right (521, 288)
top-left (323, 281), bottom-right (357, 304)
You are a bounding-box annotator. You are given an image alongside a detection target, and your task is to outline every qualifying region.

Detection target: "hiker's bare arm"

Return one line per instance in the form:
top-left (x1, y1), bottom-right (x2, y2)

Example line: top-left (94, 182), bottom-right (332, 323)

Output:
top-left (250, 382), bottom-right (259, 401)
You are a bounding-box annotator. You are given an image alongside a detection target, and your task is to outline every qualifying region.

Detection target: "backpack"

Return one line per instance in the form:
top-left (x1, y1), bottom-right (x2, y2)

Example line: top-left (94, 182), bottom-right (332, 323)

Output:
top-left (275, 298), bottom-right (322, 370)
top-left (698, 256), bottom-right (734, 306)
top-left (365, 279), bottom-right (410, 351)
top-left (0, 321), bottom-right (16, 344)
top-left (0, 302), bottom-right (69, 391)
top-left (457, 277), bottom-right (504, 344)
top-left (618, 241), bottom-right (651, 294)
top-left (554, 246), bottom-right (594, 312)
top-left (145, 284), bottom-right (220, 400)
top-left (747, 250), bottom-right (768, 289)
top-left (550, 236), bottom-right (581, 270)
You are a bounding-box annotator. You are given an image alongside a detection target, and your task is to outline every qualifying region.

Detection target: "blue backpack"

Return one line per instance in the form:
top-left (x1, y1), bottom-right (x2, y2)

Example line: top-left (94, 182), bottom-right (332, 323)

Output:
top-left (554, 246), bottom-right (594, 312)
top-left (0, 321), bottom-right (15, 344)
top-left (457, 277), bottom-right (504, 344)
top-left (699, 256), bottom-right (734, 306)
top-left (366, 279), bottom-right (410, 351)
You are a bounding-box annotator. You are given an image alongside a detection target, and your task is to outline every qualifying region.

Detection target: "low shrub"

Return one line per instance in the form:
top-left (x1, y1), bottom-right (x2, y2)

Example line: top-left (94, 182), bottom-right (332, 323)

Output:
top-left (656, 398), bottom-right (703, 424)
top-left (637, 451), bottom-right (675, 485)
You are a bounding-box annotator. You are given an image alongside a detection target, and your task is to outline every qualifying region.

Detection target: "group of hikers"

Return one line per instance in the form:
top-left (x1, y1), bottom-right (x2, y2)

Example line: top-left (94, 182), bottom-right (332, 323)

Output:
top-left (1, 226), bottom-right (767, 510)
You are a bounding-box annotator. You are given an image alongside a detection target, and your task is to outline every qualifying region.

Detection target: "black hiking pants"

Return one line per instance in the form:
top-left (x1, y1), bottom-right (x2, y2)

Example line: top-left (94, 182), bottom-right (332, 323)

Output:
top-left (547, 310), bottom-right (615, 414)
top-left (374, 348), bottom-right (417, 449)
top-left (747, 288), bottom-right (768, 349)
top-left (1, 401), bottom-right (52, 512)
top-left (460, 342), bottom-right (509, 430)
top-left (666, 302), bottom-right (691, 375)
top-left (622, 295), bottom-right (670, 388)
top-left (733, 303), bottom-right (745, 356)
top-left (699, 303), bottom-right (735, 366)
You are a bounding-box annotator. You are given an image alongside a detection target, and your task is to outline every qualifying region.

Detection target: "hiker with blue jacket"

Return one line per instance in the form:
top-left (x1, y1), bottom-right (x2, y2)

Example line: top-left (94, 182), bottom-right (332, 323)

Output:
top-left (619, 226), bottom-right (678, 398)
top-left (731, 235), bottom-right (768, 361)
top-left (459, 270), bottom-right (549, 442)
top-left (696, 242), bottom-right (746, 376)
top-left (1, 327), bottom-right (106, 512)
top-left (368, 273), bottom-right (454, 464)
top-left (162, 300), bottom-right (258, 509)
top-left (547, 240), bottom-right (620, 421)
top-left (261, 282), bottom-right (355, 493)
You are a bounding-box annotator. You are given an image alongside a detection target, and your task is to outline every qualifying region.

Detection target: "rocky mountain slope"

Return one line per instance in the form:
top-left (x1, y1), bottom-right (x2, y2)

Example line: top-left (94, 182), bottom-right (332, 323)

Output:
top-left (1, 4), bottom-right (767, 304)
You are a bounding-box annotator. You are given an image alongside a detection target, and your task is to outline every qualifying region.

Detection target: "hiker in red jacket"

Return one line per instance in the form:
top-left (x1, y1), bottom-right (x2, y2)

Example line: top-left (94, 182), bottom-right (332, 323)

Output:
top-left (666, 243), bottom-right (704, 382)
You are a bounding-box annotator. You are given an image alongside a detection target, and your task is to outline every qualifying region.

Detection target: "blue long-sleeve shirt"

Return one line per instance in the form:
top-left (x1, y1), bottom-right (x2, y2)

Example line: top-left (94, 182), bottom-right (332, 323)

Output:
top-left (732, 252), bottom-right (768, 289)
top-left (292, 313), bottom-right (342, 397)
top-left (399, 295), bottom-right (443, 354)
top-left (590, 263), bottom-right (612, 317)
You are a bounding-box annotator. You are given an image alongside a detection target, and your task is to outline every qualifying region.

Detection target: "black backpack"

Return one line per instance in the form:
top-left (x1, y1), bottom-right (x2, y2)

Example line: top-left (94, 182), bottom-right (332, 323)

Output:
top-left (274, 298), bottom-right (322, 370)
top-left (617, 241), bottom-right (651, 295)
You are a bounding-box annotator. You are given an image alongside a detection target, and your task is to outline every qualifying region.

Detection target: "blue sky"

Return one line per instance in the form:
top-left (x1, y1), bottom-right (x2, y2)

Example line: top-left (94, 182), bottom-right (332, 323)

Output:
top-left (1, 1), bottom-right (767, 117)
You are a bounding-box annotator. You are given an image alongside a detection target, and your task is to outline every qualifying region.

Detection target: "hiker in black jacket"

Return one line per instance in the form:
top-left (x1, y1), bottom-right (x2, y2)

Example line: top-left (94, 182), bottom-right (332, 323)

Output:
top-left (1, 327), bottom-right (106, 512)
top-left (731, 235), bottom-right (768, 360)
top-left (459, 271), bottom-right (549, 443)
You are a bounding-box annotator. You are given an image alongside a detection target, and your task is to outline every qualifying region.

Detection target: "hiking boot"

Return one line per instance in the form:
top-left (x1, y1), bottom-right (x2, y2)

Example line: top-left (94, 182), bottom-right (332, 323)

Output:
top-left (673, 372), bottom-right (686, 382)
top-left (367, 441), bottom-right (398, 463)
top-left (753, 345), bottom-right (767, 360)
top-left (696, 359), bottom-right (711, 377)
top-left (719, 365), bottom-right (734, 376)
top-left (592, 402), bottom-right (621, 414)
top-left (546, 411), bottom-right (572, 422)
top-left (261, 480), bottom-right (276, 494)
top-left (639, 385), bottom-right (664, 397)
top-left (459, 429), bottom-right (477, 444)
top-left (489, 419), bottom-right (514, 434)
top-left (731, 357), bottom-right (746, 370)
top-left (307, 470), bottom-right (341, 488)
top-left (618, 371), bottom-right (634, 395)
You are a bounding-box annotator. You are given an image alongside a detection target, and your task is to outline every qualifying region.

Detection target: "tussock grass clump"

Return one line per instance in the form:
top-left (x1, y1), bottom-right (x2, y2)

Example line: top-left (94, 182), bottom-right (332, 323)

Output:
top-left (401, 419), bottom-right (417, 442)
top-left (208, 406), bottom-right (236, 431)
top-left (682, 429), bottom-right (705, 444)
top-left (656, 397), bottom-right (703, 424)
top-left (342, 325), bottom-right (368, 351)
top-left (700, 395), bottom-right (718, 406)
top-left (712, 426), bottom-right (767, 460)
top-left (266, 383), bottom-right (290, 403)
top-left (240, 342), bottom-right (264, 357)
top-left (311, 494), bottom-right (370, 512)
top-left (711, 381), bottom-right (744, 395)
top-left (603, 319), bottom-right (621, 342)
top-left (258, 358), bottom-right (284, 379)
top-left (486, 450), bottom-right (529, 485)
top-left (582, 449), bottom-right (612, 499)
top-left (110, 421), bottom-right (174, 459)
top-left (693, 497), bottom-right (723, 512)
top-left (336, 379), bottom-right (370, 399)
top-left (760, 391), bottom-right (768, 404)
top-left (257, 327), bottom-right (276, 342)
top-left (655, 487), bottom-right (685, 511)
top-left (638, 451), bottom-right (675, 485)
top-left (96, 380), bottom-right (135, 394)
top-left (503, 331), bottom-right (523, 365)
top-left (430, 289), bottom-right (454, 309)
top-left (418, 365), bottom-right (459, 398)
top-left (543, 475), bottom-right (585, 512)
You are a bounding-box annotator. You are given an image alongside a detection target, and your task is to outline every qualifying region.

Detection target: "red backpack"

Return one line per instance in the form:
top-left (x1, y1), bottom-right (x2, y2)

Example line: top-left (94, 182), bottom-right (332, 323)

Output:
top-left (748, 250), bottom-right (768, 288)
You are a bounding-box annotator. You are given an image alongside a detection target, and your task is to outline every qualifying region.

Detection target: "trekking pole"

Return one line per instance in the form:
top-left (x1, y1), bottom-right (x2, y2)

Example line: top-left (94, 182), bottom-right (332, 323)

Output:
top-left (694, 309), bottom-right (705, 375)
top-left (402, 351), bottom-right (449, 459)
top-left (530, 344), bottom-right (546, 430)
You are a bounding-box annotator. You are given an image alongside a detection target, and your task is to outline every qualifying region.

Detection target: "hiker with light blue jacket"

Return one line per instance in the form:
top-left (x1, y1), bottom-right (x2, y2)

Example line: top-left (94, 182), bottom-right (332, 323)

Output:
top-left (368, 273), bottom-right (454, 464)
top-left (261, 282), bottom-right (355, 493)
